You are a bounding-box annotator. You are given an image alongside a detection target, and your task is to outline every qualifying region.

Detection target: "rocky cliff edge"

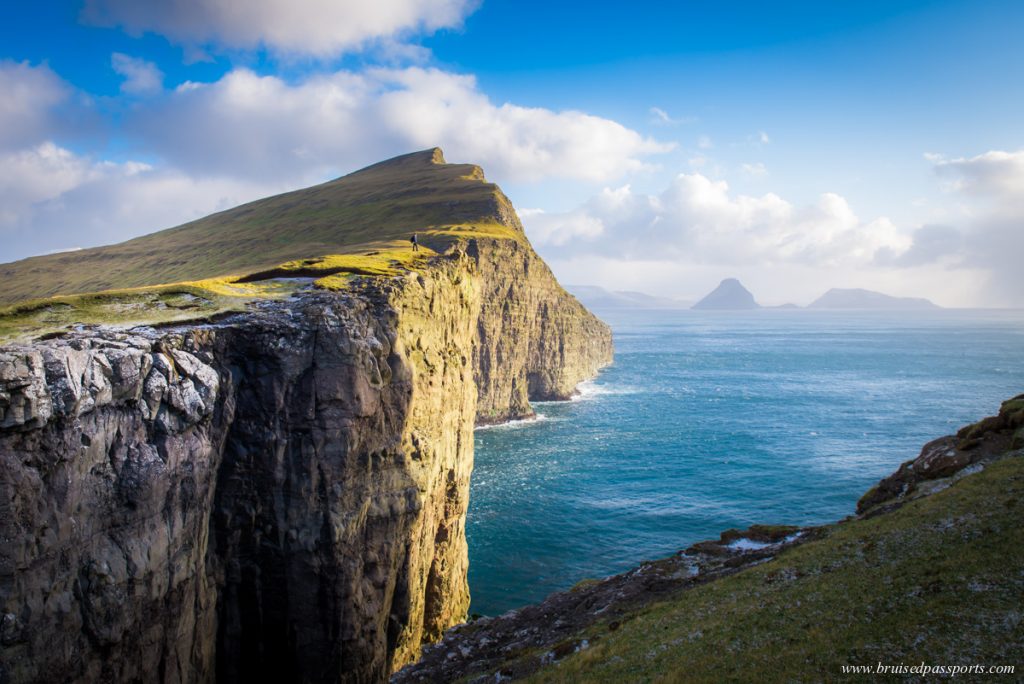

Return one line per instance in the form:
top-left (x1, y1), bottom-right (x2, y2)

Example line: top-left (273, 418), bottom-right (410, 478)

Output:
top-left (0, 161), bottom-right (612, 683)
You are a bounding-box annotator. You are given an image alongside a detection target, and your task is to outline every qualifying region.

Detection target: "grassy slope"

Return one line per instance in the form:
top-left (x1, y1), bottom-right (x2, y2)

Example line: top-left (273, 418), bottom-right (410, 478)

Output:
top-left (0, 148), bottom-right (519, 307)
top-left (522, 454), bottom-right (1024, 683)
top-left (0, 148), bottom-right (523, 342)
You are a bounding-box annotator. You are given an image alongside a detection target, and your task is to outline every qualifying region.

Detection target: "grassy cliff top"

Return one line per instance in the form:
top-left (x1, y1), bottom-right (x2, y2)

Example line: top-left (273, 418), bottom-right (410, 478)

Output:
top-left (0, 148), bottom-right (525, 342)
top-left (0, 148), bottom-right (521, 308)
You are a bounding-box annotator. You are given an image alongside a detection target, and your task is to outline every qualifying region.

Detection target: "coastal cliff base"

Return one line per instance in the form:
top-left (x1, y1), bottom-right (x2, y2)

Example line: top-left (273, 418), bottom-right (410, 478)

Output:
top-left (394, 396), bottom-right (1024, 683)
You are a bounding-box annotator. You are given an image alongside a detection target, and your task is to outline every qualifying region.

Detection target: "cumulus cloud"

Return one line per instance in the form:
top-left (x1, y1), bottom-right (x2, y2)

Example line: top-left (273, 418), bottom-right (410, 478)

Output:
top-left (0, 142), bottom-right (284, 261)
top-left (111, 53), bottom-right (163, 94)
top-left (0, 61), bottom-right (669, 261)
top-left (517, 173), bottom-right (1015, 305)
top-left (932, 149), bottom-right (1024, 199)
top-left (0, 143), bottom-right (114, 219)
top-left (0, 61), bottom-right (70, 151)
top-left (82, 0), bottom-right (478, 57)
top-left (875, 224), bottom-right (963, 267)
top-left (924, 149), bottom-right (1024, 304)
top-left (130, 67), bottom-right (671, 183)
top-left (526, 173), bottom-right (910, 270)
top-left (529, 150), bottom-right (1024, 307)
top-left (519, 208), bottom-right (604, 247)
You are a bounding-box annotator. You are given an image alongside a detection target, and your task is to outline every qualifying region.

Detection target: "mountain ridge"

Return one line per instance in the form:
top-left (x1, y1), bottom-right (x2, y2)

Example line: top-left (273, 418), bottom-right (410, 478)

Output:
top-left (809, 287), bottom-right (939, 310)
top-left (0, 148), bottom-right (517, 308)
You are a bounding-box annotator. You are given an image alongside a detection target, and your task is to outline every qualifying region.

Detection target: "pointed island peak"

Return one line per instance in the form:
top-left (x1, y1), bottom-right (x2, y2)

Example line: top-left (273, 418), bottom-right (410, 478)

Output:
top-left (692, 278), bottom-right (760, 310)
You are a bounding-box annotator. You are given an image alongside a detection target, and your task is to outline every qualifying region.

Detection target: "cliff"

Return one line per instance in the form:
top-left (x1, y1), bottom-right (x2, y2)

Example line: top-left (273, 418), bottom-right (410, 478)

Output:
top-left (394, 395), bottom-right (1024, 682)
top-left (0, 151), bottom-right (612, 683)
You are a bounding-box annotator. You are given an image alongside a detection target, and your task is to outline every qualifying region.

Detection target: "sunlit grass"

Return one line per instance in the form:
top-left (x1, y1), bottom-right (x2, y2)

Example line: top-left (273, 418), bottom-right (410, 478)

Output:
top-left (0, 224), bottom-right (521, 342)
top-left (0, 149), bottom-right (528, 343)
top-left (0, 149), bottom-right (525, 307)
top-left (518, 454), bottom-right (1024, 683)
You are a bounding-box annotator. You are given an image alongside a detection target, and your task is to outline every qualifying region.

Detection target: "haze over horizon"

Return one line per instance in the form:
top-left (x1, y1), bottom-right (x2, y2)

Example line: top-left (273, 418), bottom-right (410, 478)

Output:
top-left (1, 0), bottom-right (1022, 307)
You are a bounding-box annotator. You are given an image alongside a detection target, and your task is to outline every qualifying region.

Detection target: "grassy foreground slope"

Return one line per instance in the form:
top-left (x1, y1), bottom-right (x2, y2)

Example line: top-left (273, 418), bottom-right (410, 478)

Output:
top-left (529, 455), bottom-right (1023, 683)
top-left (394, 399), bottom-right (1024, 683)
top-left (0, 148), bottom-right (523, 342)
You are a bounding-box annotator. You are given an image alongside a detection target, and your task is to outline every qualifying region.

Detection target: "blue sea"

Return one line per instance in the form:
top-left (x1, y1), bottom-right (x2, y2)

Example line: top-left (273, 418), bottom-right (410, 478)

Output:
top-left (467, 309), bottom-right (1024, 616)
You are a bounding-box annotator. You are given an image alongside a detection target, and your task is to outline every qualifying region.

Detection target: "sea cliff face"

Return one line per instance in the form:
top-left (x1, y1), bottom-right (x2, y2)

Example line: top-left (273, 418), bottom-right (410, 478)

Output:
top-left (0, 238), bottom-right (612, 683)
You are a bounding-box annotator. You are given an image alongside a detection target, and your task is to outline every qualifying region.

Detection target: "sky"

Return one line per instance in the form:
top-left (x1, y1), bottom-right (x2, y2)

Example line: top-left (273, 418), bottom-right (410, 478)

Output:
top-left (1, 0), bottom-right (1022, 307)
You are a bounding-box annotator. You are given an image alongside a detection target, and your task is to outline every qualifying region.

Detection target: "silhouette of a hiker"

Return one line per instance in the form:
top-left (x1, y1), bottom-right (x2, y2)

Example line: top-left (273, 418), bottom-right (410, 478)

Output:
top-left (410, 233), bottom-right (419, 252)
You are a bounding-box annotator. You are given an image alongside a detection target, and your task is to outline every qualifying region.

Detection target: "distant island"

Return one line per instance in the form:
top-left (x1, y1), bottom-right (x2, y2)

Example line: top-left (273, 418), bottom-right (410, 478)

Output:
top-left (808, 288), bottom-right (939, 310)
top-left (570, 281), bottom-right (941, 312)
top-left (568, 285), bottom-right (691, 310)
top-left (692, 278), bottom-right (760, 310)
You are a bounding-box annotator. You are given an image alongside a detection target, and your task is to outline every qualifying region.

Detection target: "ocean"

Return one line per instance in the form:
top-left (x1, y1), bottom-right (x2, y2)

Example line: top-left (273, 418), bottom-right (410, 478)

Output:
top-left (466, 309), bottom-right (1024, 616)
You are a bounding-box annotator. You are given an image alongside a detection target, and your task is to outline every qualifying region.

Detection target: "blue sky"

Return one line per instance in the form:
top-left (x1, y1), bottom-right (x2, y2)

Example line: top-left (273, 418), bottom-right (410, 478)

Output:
top-left (1, 0), bottom-right (1022, 305)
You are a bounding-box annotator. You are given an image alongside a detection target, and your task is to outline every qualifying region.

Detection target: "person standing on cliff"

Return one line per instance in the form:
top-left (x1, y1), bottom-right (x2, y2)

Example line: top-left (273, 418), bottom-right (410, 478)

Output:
top-left (410, 233), bottom-right (419, 252)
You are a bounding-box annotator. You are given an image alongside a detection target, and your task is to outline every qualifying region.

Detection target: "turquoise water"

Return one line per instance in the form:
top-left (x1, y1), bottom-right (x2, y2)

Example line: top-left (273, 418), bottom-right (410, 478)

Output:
top-left (467, 309), bottom-right (1024, 616)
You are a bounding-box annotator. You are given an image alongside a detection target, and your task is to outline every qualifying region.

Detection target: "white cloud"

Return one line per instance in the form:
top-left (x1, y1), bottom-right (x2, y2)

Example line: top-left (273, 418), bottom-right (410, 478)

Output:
top-left (82, 0), bottom-right (479, 57)
top-left (520, 173), bottom-right (981, 303)
top-left (111, 53), bottom-right (163, 94)
top-left (527, 150), bottom-right (1024, 307)
top-left (922, 149), bottom-right (1024, 305)
top-left (875, 224), bottom-right (962, 267)
top-left (130, 67), bottom-right (671, 183)
top-left (758, 130), bottom-right (770, 144)
top-left (0, 61), bottom-right (70, 151)
top-left (0, 62), bottom-right (670, 261)
top-left (519, 208), bottom-right (604, 246)
top-left (0, 143), bottom-right (109, 218)
top-left (697, 135), bottom-right (713, 150)
top-left (0, 142), bottom-right (284, 261)
top-left (525, 173), bottom-right (910, 269)
top-left (932, 149), bottom-right (1024, 199)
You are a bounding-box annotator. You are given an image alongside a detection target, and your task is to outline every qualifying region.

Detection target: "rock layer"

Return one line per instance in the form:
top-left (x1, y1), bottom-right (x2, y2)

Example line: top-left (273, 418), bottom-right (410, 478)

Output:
top-left (0, 238), bottom-right (612, 683)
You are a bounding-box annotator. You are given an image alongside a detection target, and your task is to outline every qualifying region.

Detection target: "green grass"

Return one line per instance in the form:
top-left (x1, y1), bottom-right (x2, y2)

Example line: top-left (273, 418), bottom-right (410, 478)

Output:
top-left (0, 150), bottom-right (526, 343)
top-left (0, 280), bottom-right (298, 344)
top-left (0, 148), bottom-right (523, 307)
top-left (522, 453), bottom-right (1024, 683)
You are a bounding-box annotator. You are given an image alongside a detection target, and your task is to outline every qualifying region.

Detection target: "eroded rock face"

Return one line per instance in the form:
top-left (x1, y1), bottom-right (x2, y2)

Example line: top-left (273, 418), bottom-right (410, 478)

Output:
top-left (0, 240), bottom-right (612, 683)
top-left (0, 332), bottom-right (223, 684)
top-left (856, 394), bottom-right (1024, 514)
top-left (471, 239), bottom-right (612, 424)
